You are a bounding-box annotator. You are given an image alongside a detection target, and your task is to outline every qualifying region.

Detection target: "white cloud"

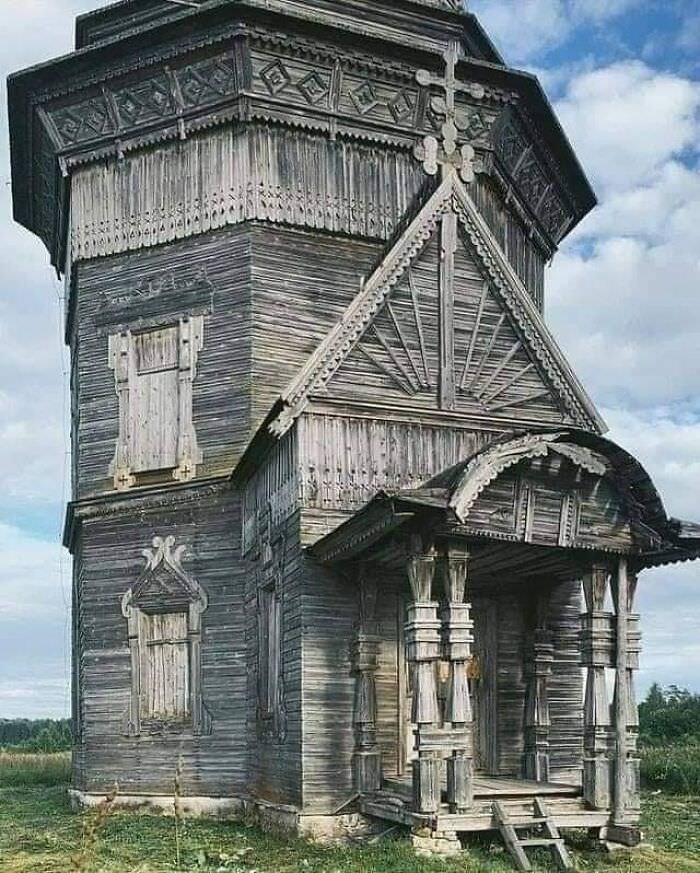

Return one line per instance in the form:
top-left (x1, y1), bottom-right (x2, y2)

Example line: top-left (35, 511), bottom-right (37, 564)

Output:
top-left (556, 61), bottom-right (700, 192)
top-left (546, 61), bottom-right (700, 412)
top-left (470, 0), bottom-right (643, 63)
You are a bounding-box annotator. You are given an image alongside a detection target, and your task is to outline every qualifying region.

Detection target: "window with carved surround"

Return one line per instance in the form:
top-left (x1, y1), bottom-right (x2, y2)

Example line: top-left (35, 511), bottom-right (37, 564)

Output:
top-left (108, 317), bottom-right (203, 490)
top-left (121, 536), bottom-right (211, 737)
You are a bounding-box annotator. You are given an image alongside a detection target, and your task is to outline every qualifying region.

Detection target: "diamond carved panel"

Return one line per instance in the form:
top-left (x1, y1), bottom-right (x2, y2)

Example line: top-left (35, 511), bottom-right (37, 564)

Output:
top-left (350, 80), bottom-right (380, 115)
top-left (297, 71), bottom-right (330, 106)
top-left (260, 60), bottom-right (291, 95)
top-left (389, 89), bottom-right (415, 123)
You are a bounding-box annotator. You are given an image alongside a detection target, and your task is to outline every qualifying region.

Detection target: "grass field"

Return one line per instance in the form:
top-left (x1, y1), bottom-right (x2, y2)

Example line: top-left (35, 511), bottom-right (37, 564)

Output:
top-left (1, 753), bottom-right (699, 872)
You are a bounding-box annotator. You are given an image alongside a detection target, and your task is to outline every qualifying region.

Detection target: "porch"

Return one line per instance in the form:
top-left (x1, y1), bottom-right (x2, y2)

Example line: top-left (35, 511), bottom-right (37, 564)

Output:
top-left (306, 432), bottom-right (687, 857)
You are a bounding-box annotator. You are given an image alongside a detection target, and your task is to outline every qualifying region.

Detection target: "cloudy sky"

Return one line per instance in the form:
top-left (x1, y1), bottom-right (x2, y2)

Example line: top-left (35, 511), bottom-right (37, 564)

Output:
top-left (0, 0), bottom-right (699, 718)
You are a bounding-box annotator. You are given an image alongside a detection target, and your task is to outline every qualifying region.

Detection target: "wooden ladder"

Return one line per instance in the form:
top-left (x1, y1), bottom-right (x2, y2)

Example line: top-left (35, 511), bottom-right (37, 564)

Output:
top-left (492, 797), bottom-right (573, 872)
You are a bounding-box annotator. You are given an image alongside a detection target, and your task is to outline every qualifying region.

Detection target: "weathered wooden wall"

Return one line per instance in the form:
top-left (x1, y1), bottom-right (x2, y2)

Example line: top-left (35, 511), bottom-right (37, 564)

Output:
top-left (71, 225), bottom-right (253, 496)
top-left (72, 484), bottom-right (248, 796)
top-left (297, 410), bottom-right (502, 543)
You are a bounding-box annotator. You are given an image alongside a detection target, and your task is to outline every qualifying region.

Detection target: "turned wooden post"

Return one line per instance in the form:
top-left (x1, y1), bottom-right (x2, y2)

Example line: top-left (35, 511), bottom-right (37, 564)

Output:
top-left (611, 558), bottom-right (641, 827)
top-left (441, 543), bottom-right (474, 813)
top-left (352, 565), bottom-right (382, 793)
top-left (581, 565), bottom-right (614, 809)
top-left (523, 588), bottom-right (554, 782)
top-left (406, 536), bottom-right (442, 814)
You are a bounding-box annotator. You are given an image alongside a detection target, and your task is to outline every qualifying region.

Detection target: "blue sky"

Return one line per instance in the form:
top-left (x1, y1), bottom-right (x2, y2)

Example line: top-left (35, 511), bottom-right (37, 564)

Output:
top-left (0, 0), bottom-right (699, 718)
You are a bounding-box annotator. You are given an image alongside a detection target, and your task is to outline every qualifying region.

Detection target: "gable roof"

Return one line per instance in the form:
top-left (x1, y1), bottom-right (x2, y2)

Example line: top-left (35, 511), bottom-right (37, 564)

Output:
top-left (269, 173), bottom-right (606, 436)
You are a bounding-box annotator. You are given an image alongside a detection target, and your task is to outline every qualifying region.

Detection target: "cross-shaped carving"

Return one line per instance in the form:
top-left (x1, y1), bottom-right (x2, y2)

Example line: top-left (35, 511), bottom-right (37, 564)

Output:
top-left (415, 40), bottom-right (485, 182)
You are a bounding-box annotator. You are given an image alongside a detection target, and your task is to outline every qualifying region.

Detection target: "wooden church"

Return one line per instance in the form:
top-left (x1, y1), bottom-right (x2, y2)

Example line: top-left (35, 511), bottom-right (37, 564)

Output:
top-left (9, 0), bottom-right (700, 866)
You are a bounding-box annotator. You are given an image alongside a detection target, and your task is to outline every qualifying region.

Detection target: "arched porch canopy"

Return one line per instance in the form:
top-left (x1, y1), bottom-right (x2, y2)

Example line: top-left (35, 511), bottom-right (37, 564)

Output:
top-left (309, 429), bottom-right (700, 574)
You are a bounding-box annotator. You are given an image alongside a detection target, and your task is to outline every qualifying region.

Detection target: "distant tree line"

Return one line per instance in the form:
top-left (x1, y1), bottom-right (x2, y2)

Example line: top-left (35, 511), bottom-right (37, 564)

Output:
top-left (639, 684), bottom-right (700, 747)
top-left (0, 719), bottom-right (72, 753)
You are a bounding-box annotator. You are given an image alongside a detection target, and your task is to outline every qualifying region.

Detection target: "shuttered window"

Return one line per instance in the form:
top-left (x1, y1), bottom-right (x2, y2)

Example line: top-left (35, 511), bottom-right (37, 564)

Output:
top-left (132, 327), bottom-right (180, 473)
top-left (139, 611), bottom-right (190, 721)
top-left (109, 317), bottom-right (203, 489)
top-left (258, 586), bottom-right (281, 719)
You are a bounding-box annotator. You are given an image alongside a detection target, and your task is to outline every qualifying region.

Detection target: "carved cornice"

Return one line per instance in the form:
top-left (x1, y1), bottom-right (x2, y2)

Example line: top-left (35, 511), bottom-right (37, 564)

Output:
top-left (11, 8), bottom-right (588, 269)
top-left (63, 477), bottom-right (232, 551)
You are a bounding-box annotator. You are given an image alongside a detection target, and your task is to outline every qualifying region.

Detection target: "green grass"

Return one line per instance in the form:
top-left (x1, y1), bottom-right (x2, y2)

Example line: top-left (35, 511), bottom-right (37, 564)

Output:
top-left (641, 745), bottom-right (700, 795)
top-left (0, 752), bottom-right (71, 787)
top-left (0, 763), bottom-right (699, 872)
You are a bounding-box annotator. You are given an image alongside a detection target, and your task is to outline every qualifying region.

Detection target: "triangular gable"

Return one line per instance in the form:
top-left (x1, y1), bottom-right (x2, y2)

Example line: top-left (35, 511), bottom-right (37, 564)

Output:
top-left (270, 175), bottom-right (605, 435)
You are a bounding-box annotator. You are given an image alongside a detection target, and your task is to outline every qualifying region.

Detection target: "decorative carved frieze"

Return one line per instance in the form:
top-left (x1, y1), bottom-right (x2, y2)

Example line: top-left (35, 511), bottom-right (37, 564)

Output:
top-left (495, 113), bottom-right (575, 244)
top-left (69, 125), bottom-right (427, 260)
top-left (93, 269), bottom-right (215, 332)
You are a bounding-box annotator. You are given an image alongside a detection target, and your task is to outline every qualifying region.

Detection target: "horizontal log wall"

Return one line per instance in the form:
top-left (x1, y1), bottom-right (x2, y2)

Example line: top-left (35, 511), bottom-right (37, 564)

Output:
top-left (72, 224), bottom-right (253, 497)
top-left (250, 225), bottom-right (382, 431)
top-left (73, 486), bottom-right (247, 796)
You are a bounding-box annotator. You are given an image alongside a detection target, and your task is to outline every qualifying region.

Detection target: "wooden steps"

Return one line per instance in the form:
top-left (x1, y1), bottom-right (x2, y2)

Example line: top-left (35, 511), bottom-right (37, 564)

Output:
top-left (493, 797), bottom-right (573, 872)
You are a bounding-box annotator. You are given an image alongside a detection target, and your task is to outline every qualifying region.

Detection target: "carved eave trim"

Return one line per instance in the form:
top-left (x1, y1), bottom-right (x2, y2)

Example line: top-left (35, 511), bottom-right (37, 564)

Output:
top-left (451, 177), bottom-right (606, 433)
top-left (449, 432), bottom-right (608, 522)
top-left (271, 175), bottom-right (454, 435)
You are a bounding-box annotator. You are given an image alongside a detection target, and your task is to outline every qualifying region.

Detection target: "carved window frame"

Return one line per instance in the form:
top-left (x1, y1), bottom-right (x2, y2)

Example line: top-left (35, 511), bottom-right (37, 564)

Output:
top-left (121, 536), bottom-right (211, 737)
top-left (108, 316), bottom-right (203, 490)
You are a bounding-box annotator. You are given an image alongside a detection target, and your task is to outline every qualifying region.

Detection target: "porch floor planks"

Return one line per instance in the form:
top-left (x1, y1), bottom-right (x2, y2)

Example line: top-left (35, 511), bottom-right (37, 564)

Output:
top-left (383, 774), bottom-right (581, 799)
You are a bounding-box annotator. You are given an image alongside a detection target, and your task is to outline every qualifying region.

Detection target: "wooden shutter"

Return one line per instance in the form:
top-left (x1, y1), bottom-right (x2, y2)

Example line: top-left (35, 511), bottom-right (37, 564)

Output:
top-left (258, 587), bottom-right (281, 718)
top-left (139, 611), bottom-right (190, 720)
top-left (131, 327), bottom-right (180, 473)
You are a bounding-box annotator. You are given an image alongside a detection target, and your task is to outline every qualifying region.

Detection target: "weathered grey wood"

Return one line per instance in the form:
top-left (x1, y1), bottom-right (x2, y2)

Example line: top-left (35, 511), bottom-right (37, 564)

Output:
top-left (441, 543), bottom-right (475, 812)
top-left (10, 0), bottom-right (690, 852)
top-left (352, 567), bottom-right (383, 793)
top-left (581, 566), bottom-right (614, 810)
top-left (523, 589), bottom-right (554, 783)
top-left (405, 537), bottom-right (441, 814)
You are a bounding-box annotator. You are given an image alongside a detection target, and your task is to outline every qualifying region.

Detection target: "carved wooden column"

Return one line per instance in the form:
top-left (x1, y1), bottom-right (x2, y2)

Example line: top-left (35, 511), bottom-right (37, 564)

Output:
top-left (441, 543), bottom-right (475, 813)
top-left (523, 588), bottom-right (554, 782)
top-left (405, 536), bottom-right (442, 814)
top-left (352, 565), bottom-right (382, 793)
top-left (610, 558), bottom-right (642, 834)
top-left (581, 565), bottom-right (614, 809)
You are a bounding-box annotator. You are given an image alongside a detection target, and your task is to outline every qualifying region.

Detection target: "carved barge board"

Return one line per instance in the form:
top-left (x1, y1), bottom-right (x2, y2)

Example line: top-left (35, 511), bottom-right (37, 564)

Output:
top-left (327, 231), bottom-right (568, 426)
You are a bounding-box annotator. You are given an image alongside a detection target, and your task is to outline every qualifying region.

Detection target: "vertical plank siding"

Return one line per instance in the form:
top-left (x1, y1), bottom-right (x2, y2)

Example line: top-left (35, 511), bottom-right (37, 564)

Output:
top-left (69, 126), bottom-right (426, 261)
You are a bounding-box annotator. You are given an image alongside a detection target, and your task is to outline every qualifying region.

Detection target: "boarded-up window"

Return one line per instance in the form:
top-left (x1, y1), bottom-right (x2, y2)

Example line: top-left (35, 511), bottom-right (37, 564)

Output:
top-left (109, 317), bottom-right (203, 489)
top-left (132, 327), bottom-right (180, 473)
top-left (139, 611), bottom-right (190, 721)
top-left (258, 586), bottom-right (281, 719)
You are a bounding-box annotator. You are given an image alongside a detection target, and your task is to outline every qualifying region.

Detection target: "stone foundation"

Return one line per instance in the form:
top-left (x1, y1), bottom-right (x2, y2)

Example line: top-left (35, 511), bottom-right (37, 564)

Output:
top-left (69, 790), bottom-right (386, 844)
top-left (411, 827), bottom-right (463, 857)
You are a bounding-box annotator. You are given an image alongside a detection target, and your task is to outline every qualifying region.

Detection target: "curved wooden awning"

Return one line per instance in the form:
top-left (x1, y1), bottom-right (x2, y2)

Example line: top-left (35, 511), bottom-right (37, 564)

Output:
top-left (308, 429), bottom-right (700, 572)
